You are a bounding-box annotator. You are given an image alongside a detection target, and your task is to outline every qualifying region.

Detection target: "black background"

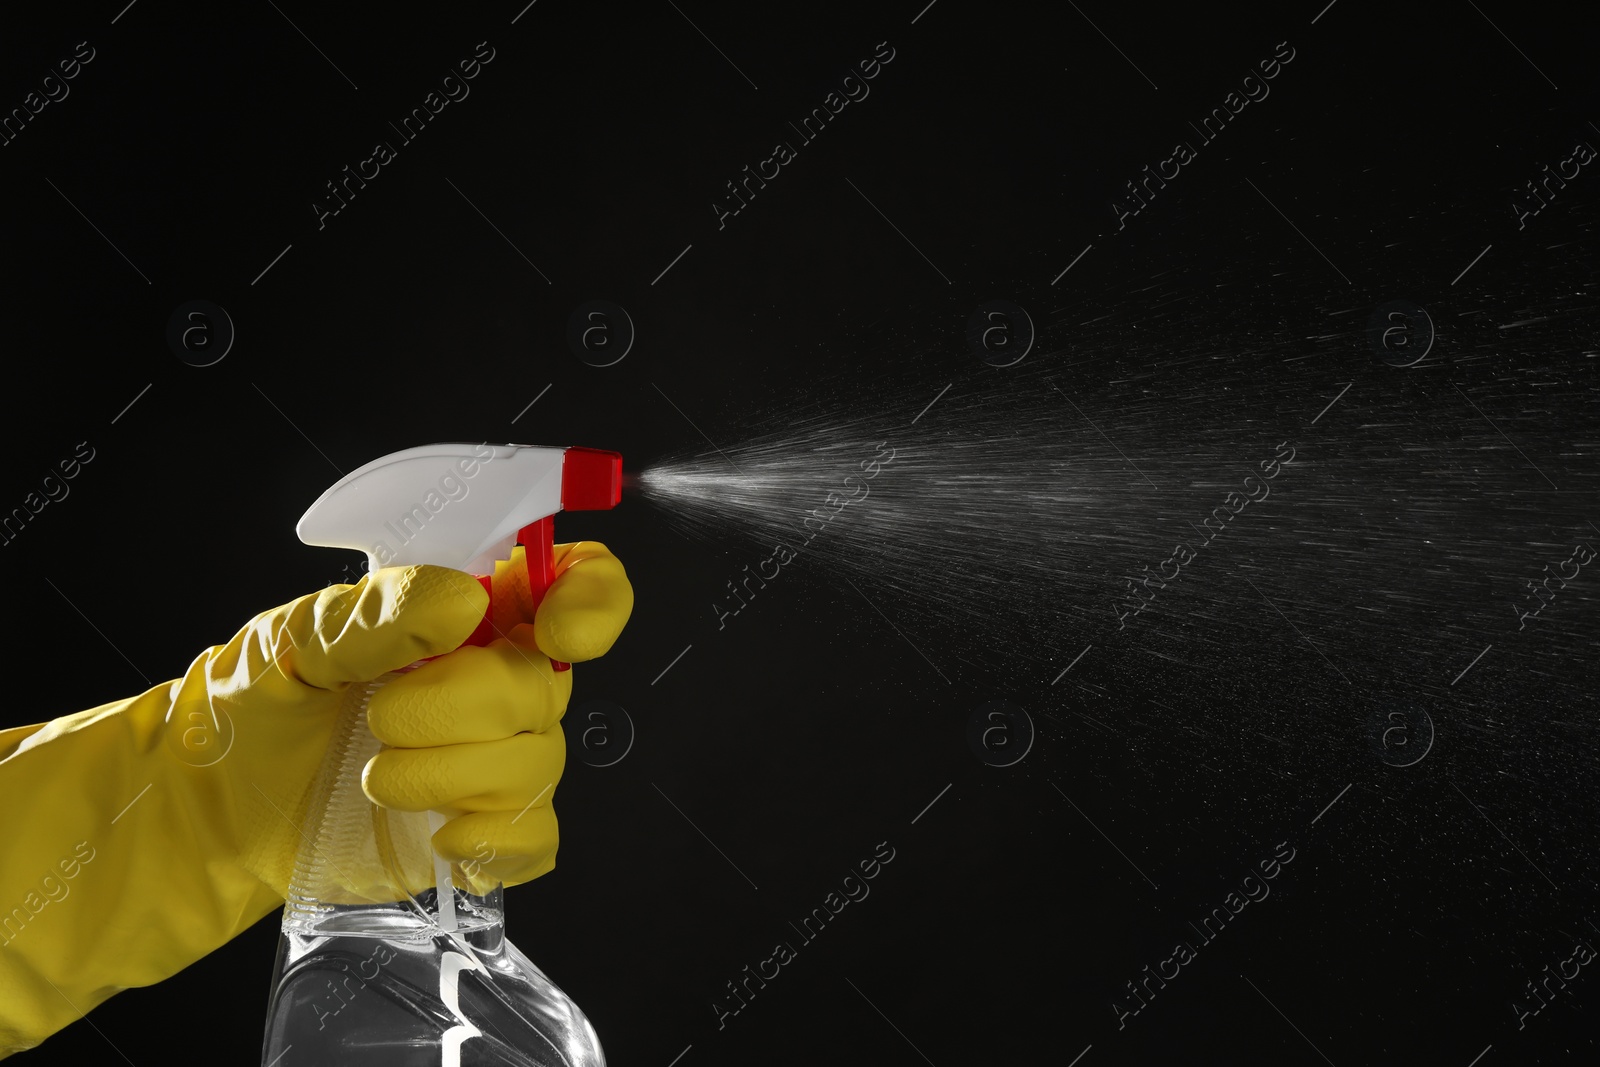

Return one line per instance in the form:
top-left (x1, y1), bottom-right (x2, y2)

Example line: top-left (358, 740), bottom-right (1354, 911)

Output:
top-left (2, 1), bottom-right (1598, 1064)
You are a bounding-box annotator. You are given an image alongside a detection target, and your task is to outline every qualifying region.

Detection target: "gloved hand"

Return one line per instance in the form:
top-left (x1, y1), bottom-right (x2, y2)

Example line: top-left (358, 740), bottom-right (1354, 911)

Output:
top-left (0, 542), bottom-right (632, 1058)
top-left (363, 541), bottom-right (634, 894)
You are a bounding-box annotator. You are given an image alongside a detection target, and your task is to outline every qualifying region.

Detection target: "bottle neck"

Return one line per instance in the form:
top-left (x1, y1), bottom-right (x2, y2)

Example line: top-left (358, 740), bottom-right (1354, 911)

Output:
top-left (283, 669), bottom-right (506, 935)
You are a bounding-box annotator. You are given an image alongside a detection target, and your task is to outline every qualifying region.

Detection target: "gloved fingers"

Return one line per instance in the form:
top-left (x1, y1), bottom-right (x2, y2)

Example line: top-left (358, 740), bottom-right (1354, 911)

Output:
top-left (534, 541), bottom-right (634, 663)
top-left (432, 805), bottom-right (559, 892)
top-left (278, 565), bottom-right (489, 690)
top-left (362, 724), bottom-right (564, 814)
top-left (367, 624), bottom-right (571, 747)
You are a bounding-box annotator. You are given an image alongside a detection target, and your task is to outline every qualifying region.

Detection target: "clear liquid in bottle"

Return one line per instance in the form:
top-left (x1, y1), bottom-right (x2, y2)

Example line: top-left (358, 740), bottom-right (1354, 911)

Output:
top-left (259, 672), bottom-right (605, 1067)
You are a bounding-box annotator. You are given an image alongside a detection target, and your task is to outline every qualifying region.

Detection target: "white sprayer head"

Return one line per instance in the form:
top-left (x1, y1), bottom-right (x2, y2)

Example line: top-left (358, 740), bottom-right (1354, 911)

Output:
top-left (297, 442), bottom-right (569, 575)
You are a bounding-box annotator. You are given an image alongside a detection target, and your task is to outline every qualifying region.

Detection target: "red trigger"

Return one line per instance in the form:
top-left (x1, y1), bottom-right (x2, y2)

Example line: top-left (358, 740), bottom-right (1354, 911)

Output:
top-left (518, 516), bottom-right (569, 671)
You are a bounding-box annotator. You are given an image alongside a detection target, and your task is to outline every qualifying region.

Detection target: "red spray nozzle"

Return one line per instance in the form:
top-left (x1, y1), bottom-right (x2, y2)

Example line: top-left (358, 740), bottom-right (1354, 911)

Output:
top-left (562, 447), bottom-right (623, 510)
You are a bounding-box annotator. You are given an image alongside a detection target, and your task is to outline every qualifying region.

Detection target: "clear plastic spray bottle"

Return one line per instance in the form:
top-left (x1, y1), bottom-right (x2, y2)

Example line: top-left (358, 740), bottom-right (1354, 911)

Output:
top-left (260, 442), bottom-right (622, 1067)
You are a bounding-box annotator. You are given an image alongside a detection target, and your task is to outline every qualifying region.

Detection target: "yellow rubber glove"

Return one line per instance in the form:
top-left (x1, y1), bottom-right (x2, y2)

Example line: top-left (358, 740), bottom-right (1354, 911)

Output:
top-left (368, 541), bottom-right (633, 893)
top-left (0, 542), bottom-right (632, 1059)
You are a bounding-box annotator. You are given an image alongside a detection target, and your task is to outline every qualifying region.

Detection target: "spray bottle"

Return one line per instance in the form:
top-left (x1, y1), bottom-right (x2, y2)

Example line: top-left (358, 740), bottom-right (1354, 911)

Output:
top-left (260, 442), bottom-right (622, 1067)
